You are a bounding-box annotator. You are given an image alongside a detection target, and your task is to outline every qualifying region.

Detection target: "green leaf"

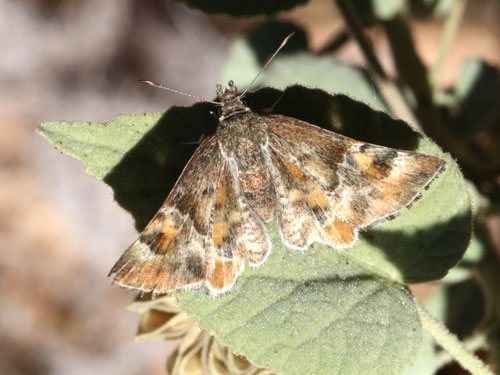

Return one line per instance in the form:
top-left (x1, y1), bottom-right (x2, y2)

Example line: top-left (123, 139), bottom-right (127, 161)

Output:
top-left (178, 237), bottom-right (422, 375)
top-left (38, 48), bottom-right (471, 374)
top-left (452, 59), bottom-right (500, 137)
top-left (38, 114), bottom-right (159, 180)
top-left (38, 104), bottom-right (217, 231)
top-left (174, 0), bottom-right (308, 16)
top-left (427, 279), bottom-right (485, 341)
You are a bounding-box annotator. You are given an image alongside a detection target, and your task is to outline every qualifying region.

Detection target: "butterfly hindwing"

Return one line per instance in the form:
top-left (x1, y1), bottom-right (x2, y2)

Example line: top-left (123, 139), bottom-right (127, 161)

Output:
top-left (264, 118), bottom-right (356, 249)
top-left (206, 159), bottom-right (271, 294)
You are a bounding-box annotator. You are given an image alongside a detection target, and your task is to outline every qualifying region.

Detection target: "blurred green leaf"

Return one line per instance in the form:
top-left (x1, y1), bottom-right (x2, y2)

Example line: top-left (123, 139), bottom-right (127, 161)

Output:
top-left (452, 59), bottom-right (500, 136)
top-left (409, 0), bottom-right (454, 17)
top-left (370, 0), bottom-right (404, 20)
top-left (477, 256), bottom-right (500, 365)
top-left (424, 278), bottom-right (486, 345)
top-left (433, 0), bottom-right (455, 17)
top-left (245, 22), bottom-right (309, 65)
top-left (175, 0), bottom-right (307, 16)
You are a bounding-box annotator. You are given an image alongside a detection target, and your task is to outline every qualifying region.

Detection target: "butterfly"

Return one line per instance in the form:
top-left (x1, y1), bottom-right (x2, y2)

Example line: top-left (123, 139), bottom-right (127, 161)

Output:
top-left (109, 36), bottom-right (445, 297)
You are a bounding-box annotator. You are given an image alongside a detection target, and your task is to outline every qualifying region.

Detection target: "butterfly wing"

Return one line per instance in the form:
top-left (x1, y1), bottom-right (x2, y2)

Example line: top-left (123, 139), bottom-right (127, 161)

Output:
top-left (205, 158), bottom-right (271, 294)
top-left (109, 135), bottom-right (224, 295)
top-left (265, 114), bottom-right (444, 249)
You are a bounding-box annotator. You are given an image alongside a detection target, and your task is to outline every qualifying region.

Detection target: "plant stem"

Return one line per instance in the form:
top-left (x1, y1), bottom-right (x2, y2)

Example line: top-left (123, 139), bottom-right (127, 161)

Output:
top-left (318, 29), bottom-right (350, 55)
top-left (333, 0), bottom-right (387, 79)
top-left (435, 334), bottom-right (488, 369)
top-left (373, 74), bottom-right (422, 131)
top-left (417, 303), bottom-right (494, 375)
top-left (381, 14), bottom-right (432, 102)
top-left (332, 0), bottom-right (421, 128)
top-left (430, 0), bottom-right (468, 93)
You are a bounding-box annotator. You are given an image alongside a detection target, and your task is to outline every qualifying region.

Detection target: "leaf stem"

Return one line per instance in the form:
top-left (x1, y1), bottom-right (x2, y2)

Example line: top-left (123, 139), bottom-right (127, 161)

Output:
top-left (434, 334), bottom-right (488, 369)
top-left (417, 303), bottom-right (494, 375)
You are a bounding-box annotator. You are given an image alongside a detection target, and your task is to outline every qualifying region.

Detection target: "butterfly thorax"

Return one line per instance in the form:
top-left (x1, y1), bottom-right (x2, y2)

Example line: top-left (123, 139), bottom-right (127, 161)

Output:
top-left (215, 81), bottom-right (269, 160)
top-left (214, 81), bottom-right (275, 222)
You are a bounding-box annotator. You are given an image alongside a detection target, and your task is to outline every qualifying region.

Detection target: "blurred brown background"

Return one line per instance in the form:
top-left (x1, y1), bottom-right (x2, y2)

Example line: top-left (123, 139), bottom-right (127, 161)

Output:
top-left (1, 0), bottom-right (500, 374)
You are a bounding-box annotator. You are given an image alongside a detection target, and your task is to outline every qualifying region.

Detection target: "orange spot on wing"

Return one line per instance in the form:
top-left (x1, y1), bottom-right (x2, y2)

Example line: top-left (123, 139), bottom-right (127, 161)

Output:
top-left (159, 214), bottom-right (179, 239)
top-left (378, 182), bottom-right (402, 198)
top-left (323, 218), bottom-right (356, 247)
top-left (306, 188), bottom-right (330, 208)
top-left (151, 214), bottom-right (180, 252)
top-left (208, 259), bottom-right (236, 291)
top-left (352, 152), bottom-right (393, 179)
top-left (215, 175), bottom-right (227, 207)
top-left (212, 222), bottom-right (230, 246)
top-left (284, 159), bottom-right (306, 180)
top-left (352, 152), bottom-right (374, 171)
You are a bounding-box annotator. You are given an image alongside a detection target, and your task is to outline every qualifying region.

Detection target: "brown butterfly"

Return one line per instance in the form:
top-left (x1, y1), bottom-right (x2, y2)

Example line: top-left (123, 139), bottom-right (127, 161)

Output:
top-left (109, 35), bottom-right (445, 297)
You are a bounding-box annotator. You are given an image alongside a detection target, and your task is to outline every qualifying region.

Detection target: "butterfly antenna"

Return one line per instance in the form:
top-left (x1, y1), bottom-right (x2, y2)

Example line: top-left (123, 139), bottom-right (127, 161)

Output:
top-left (139, 80), bottom-right (221, 105)
top-left (239, 32), bottom-right (295, 97)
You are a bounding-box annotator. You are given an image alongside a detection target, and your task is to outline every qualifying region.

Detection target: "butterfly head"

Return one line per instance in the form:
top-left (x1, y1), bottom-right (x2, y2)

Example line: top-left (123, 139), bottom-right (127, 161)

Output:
top-left (215, 80), bottom-right (250, 121)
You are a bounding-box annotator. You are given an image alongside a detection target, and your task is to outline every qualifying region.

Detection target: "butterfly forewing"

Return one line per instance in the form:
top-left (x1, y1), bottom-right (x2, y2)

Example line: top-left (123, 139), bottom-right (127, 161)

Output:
top-left (266, 114), bottom-right (445, 230)
top-left (110, 135), bottom-right (223, 295)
